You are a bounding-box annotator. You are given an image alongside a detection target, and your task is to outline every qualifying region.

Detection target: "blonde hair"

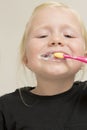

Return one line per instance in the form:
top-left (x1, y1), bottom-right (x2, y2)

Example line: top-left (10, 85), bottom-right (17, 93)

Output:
top-left (20, 1), bottom-right (87, 64)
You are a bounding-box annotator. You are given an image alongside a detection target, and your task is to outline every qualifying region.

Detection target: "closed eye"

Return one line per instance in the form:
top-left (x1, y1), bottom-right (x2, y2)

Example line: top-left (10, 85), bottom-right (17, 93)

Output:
top-left (38, 35), bottom-right (48, 38)
top-left (65, 35), bottom-right (74, 38)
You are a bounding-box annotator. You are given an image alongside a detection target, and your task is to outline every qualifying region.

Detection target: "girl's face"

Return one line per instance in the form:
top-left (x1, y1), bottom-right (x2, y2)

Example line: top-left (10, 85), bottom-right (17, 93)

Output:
top-left (24, 7), bottom-right (85, 80)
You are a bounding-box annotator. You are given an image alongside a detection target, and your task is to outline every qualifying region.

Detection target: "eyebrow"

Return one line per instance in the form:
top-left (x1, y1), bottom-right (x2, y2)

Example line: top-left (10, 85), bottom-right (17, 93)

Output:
top-left (32, 25), bottom-right (51, 32)
top-left (32, 23), bottom-right (81, 34)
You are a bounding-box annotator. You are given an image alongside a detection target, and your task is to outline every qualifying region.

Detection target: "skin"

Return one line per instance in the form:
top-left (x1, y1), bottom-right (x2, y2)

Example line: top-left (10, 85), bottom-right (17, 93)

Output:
top-left (24, 7), bottom-right (86, 95)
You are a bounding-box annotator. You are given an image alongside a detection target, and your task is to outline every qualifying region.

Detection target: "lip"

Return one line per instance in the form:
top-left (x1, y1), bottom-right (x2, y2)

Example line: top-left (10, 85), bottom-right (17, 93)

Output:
top-left (40, 50), bottom-right (70, 57)
top-left (39, 50), bottom-right (70, 61)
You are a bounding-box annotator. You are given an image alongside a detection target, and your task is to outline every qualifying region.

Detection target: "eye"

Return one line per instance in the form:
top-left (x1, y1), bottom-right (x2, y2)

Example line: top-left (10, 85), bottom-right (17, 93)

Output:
top-left (38, 35), bottom-right (48, 38)
top-left (64, 34), bottom-right (74, 38)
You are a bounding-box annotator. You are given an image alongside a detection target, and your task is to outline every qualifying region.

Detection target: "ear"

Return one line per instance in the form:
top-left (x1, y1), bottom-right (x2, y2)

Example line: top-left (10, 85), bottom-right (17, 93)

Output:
top-left (22, 54), bottom-right (28, 66)
top-left (22, 55), bottom-right (32, 70)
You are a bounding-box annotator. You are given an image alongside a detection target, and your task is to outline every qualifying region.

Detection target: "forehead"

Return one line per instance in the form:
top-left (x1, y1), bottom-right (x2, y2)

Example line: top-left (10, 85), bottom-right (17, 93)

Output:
top-left (29, 7), bottom-right (81, 30)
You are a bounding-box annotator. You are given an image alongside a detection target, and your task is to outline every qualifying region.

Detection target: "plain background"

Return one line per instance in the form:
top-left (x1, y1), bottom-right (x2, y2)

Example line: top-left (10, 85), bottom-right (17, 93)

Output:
top-left (0, 0), bottom-right (87, 96)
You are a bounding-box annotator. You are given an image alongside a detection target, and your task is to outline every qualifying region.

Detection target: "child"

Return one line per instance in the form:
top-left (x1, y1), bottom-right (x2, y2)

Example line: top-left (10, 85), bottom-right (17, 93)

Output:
top-left (0, 1), bottom-right (87, 130)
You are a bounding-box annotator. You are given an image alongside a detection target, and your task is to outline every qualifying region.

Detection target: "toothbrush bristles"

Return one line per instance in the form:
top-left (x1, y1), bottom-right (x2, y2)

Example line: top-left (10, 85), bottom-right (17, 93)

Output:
top-left (53, 52), bottom-right (64, 59)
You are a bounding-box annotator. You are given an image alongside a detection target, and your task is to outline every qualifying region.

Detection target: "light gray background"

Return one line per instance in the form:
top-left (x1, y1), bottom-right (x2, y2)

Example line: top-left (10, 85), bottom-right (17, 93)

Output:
top-left (0, 0), bottom-right (87, 96)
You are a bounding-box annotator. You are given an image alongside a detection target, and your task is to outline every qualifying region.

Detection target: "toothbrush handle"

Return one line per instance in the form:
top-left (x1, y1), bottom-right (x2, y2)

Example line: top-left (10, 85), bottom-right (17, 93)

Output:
top-left (74, 57), bottom-right (87, 63)
top-left (64, 55), bottom-right (87, 63)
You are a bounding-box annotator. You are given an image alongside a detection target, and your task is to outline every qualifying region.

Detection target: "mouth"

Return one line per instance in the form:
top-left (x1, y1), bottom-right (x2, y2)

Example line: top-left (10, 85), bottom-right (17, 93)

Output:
top-left (39, 51), bottom-right (66, 61)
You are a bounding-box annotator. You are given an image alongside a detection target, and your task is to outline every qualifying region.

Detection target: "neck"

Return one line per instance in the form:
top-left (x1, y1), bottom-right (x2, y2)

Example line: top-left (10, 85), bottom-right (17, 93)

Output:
top-left (31, 76), bottom-right (74, 96)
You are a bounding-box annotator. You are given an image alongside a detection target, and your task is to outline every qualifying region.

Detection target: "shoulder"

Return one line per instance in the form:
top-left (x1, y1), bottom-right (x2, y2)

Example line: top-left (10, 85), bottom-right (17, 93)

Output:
top-left (77, 80), bottom-right (87, 93)
top-left (67, 81), bottom-right (87, 124)
top-left (0, 89), bottom-right (20, 109)
top-left (74, 81), bottom-right (87, 108)
top-left (74, 80), bottom-right (87, 97)
top-left (0, 87), bottom-right (32, 109)
top-left (80, 80), bottom-right (87, 96)
top-left (74, 80), bottom-right (87, 91)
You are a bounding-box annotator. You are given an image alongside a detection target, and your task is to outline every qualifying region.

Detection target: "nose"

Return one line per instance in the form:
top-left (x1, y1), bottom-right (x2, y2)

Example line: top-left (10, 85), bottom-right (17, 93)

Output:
top-left (50, 42), bottom-right (63, 46)
top-left (48, 35), bottom-right (65, 47)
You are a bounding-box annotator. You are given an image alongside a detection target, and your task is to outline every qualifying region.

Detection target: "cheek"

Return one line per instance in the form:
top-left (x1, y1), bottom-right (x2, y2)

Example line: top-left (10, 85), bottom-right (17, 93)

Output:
top-left (70, 40), bottom-right (85, 56)
top-left (25, 41), bottom-right (41, 68)
top-left (25, 48), bottom-right (38, 70)
top-left (25, 38), bottom-right (46, 60)
top-left (26, 47), bottom-right (37, 63)
top-left (26, 40), bottom-right (38, 58)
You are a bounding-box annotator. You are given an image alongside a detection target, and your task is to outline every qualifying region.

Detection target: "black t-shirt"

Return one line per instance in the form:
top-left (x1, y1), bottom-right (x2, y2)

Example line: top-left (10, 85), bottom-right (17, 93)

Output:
top-left (0, 81), bottom-right (87, 130)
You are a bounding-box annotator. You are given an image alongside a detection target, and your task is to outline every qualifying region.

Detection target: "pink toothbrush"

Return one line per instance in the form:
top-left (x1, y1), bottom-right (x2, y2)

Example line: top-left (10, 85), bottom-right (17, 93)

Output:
top-left (53, 52), bottom-right (87, 63)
